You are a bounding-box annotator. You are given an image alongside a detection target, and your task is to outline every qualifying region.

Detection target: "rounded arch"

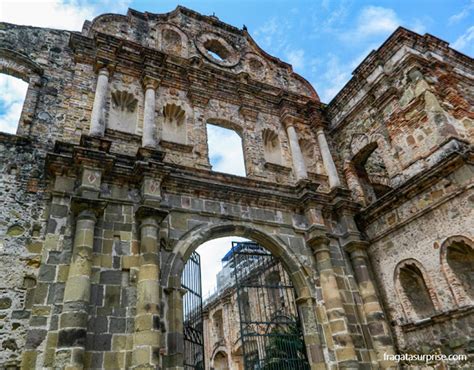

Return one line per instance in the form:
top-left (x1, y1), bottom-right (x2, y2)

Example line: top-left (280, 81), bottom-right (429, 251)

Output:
top-left (394, 258), bottom-right (440, 322)
top-left (440, 235), bottom-right (474, 306)
top-left (163, 221), bottom-right (323, 368)
top-left (165, 221), bottom-right (313, 300)
top-left (211, 350), bottom-right (229, 370)
top-left (0, 48), bottom-right (43, 82)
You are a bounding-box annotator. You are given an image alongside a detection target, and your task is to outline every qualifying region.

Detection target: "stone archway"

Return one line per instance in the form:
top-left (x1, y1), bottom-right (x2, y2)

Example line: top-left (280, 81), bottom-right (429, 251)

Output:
top-left (162, 221), bottom-right (324, 369)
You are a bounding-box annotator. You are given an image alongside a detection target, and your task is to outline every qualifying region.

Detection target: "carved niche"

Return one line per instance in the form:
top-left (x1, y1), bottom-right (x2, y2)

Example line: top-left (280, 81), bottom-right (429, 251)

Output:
top-left (161, 103), bottom-right (186, 144)
top-left (262, 128), bottom-right (282, 165)
top-left (108, 90), bottom-right (138, 134)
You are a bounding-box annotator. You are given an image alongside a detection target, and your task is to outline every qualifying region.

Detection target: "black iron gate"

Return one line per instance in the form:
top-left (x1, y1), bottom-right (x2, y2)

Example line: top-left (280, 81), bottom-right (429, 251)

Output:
top-left (182, 251), bottom-right (205, 370)
top-left (231, 241), bottom-right (310, 369)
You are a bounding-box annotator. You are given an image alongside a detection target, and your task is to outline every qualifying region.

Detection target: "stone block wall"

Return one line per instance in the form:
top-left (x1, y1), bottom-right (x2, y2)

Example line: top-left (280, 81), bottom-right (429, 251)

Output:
top-left (0, 135), bottom-right (48, 366)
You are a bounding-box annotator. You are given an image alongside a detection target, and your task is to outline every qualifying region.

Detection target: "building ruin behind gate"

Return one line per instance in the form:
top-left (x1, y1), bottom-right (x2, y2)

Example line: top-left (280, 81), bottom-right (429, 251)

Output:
top-left (0, 5), bottom-right (472, 369)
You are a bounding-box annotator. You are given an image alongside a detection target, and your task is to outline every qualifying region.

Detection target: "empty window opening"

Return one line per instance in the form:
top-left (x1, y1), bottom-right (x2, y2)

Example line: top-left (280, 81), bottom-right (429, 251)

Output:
top-left (353, 143), bottom-right (392, 204)
top-left (203, 39), bottom-right (230, 61)
top-left (447, 240), bottom-right (474, 299)
top-left (0, 74), bottom-right (28, 134)
top-left (206, 124), bottom-right (246, 176)
top-left (399, 263), bottom-right (436, 320)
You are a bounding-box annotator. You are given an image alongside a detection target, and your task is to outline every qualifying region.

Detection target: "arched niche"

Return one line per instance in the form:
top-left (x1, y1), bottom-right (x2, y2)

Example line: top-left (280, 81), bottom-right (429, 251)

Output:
top-left (107, 89), bottom-right (138, 134)
top-left (156, 23), bottom-right (189, 58)
top-left (162, 103), bottom-right (187, 144)
top-left (262, 128), bottom-right (282, 166)
top-left (0, 48), bottom-right (43, 136)
top-left (212, 350), bottom-right (229, 370)
top-left (440, 235), bottom-right (474, 306)
top-left (243, 53), bottom-right (268, 80)
top-left (394, 259), bottom-right (439, 322)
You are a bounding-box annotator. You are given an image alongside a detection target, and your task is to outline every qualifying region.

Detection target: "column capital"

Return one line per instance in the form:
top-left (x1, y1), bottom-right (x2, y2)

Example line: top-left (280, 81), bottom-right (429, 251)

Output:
top-left (281, 112), bottom-right (301, 129)
top-left (135, 205), bottom-right (168, 223)
top-left (295, 295), bottom-right (317, 305)
top-left (70, 197), bottom-right (106, 218)
top-left (344, 240), bottom-right (370, 258)
top-left (307, 230), bottom-right (331, 254)
top-left (141, 75), bottom-right (161, 90)
top-left (164, 286), bottom-right (188, 297)
top-left (315, 125), bottom-right (326, 135)
top-left (94, 60), bottom-right (115, 75)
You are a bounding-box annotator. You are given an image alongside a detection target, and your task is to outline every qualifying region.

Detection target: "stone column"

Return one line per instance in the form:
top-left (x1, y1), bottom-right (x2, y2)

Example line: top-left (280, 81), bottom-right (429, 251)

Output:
top-left (132, 207), bottom-right (168, 368)
top-left (57, 207), bottom-right (99, 369)
top-left (316, 128), bottom-right (341, 189)
top-left (283, 119), bottom-right (308, 181)
top-left (89, 67), bottom-right (110, 137)
top-left (295, 296), bottom-right (326, 370)
top-left (142, 77), bottom-right (160, 148)
top-left (308, 235), bottom-right (358, 368)
top-left (164, 286), bottom-right (187, 369)
top-left (345, 242), bottom-right (395, 368)
top-left (343, 160), bottom-right (366, 206)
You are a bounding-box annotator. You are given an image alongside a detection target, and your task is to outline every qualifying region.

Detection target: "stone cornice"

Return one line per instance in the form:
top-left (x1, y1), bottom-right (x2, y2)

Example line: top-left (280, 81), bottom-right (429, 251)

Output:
top-left (45, 139), bottom-right (341, 212)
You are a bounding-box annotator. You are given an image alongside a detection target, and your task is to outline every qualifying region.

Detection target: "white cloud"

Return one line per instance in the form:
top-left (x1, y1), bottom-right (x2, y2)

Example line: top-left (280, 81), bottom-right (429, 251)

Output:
top-left (286, 49), bottom-right (305, 71)
top-left (253, 16), bottom-right (292, 54)
top-left (356, 6), bottom-right (400, 38)
top-left (452, 26), bottom-right (474, 55)
top-left (0, 0), bottom-right (131, 31)
top-left (341, 6), bottom-right (400, 42)
top-left (207, 124), bottom-right (246, 177)
top-left (411, 18), bottom-right (426, 34)
top-left (449, 0), bottom-right (474, 24)
top-left (197, 237), bottom-right (249, 297)
top-left (0, 75), bottom-right (28, 134)
top-left (253, 17), bottom-right (279, 49)
top-left (316, 53), bottom-right (351, 102)
top-left (314, 44), bottom-right (377, 103)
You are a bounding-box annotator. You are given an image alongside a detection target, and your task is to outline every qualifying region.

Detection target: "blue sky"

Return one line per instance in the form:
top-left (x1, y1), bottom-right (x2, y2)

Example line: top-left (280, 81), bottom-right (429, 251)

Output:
top-left (1, 0), bottom-right (472, 291)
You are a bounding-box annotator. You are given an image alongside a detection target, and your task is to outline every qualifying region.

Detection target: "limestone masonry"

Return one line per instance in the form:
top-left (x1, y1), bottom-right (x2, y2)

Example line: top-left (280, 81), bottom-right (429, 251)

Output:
top-left (0, 6), bottom-right (472, 369)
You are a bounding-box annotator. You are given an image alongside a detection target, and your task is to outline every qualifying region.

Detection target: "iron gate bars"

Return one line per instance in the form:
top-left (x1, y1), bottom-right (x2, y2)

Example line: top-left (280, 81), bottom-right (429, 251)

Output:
top-left (231, 241), bottom-right (310, 370)
top-left (182, 251), bottom-right (205, 370)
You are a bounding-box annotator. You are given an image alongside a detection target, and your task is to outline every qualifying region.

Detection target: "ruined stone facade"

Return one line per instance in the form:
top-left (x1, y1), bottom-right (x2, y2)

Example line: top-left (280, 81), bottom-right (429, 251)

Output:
top-left (0, 6), bottom-right (472, 369)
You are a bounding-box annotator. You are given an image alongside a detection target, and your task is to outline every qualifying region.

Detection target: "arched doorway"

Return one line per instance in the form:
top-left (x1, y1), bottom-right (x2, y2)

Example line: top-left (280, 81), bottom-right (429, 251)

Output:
top-left (167, 223), bottom-right (319, 369)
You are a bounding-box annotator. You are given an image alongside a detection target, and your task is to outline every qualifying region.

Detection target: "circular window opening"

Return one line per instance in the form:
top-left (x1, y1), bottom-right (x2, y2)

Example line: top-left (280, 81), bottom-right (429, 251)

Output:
top-left (203, 39), bottom-right (230, 61)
